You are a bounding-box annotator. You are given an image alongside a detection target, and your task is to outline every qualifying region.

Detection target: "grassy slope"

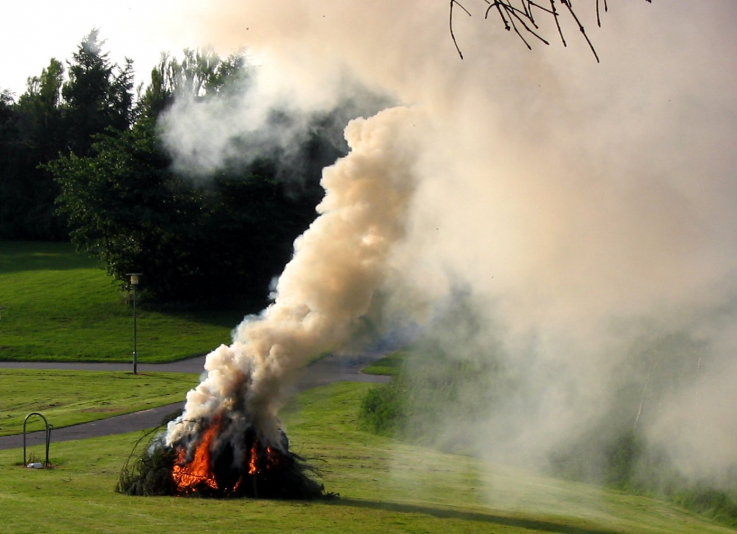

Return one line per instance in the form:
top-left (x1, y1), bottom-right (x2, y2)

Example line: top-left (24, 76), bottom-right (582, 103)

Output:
top-left (1, 382), bottom-right (734, 534)
top-left (0, 370), bottom-right (198, 436)
top-left (361, 350), bottom-right (406, 376)
top-left (0, 241), bottom-right (247, 363)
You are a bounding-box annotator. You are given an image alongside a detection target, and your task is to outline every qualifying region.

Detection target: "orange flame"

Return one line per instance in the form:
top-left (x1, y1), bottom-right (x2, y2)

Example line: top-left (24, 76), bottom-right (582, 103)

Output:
top-left (172, 419), bottom-right (221, 494)
top-left (248, 440), bottom-right (259, 475)
top-left (247, 442), bottom-right (284, 475)
top-left (265, 447), bottom-right (281, 470)
top-left (171, 421), bottom-right (286, 496)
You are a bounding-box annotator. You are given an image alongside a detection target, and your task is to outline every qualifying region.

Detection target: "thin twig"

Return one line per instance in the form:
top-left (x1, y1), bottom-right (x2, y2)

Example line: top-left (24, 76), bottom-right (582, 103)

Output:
top-left (507, 9), bottom-right (533, 49)
top-left (450, 0), bottom-right (472, 59)
top-left (550, 0), bottom-right (567, 48)
top-left (561, 0), bottom-right (600, 62)
top-left (510, 8), bottom-right (550, 45)
top-left (450, 0), bottom-right (651, 62)
top-left (528, 0), bottom-right (556, 16)
top-left (492, 3), bottom-right (511, 31)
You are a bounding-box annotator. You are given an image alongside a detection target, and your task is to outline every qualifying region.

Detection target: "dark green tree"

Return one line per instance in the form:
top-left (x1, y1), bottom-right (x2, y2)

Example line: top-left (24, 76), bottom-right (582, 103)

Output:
top-left (48, 116), bottom-right (331, 305)
top-left (0, 59), bottom-right (68, 239)
top-left (49, 118), bottom-right (202, 301)
top-left (48, 45), bottom-right (361, 304)
top-left (137, 49), bottom-right (249, 120)
top-left (16, 58), bottom-right (66, 158)
top-left (0, 91), bottom-right (20, 236)
top-left (1, 30), bottom-right (136, 241)
top-left (62, 29), bottom-right (134, 156)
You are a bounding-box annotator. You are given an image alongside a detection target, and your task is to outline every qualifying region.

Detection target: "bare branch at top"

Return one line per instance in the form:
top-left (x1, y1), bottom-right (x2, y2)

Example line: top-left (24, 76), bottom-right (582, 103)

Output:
top-left (450, 0), bottom-right (653, 62)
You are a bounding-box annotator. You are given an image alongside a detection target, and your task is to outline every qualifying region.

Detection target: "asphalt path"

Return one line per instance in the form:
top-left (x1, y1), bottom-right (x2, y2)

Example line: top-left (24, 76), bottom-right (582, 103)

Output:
top-left (0, 352), bottom-right (390, 451)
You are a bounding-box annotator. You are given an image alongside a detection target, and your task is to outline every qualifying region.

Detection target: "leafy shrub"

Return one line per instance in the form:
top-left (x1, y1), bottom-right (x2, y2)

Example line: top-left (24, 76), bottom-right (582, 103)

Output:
top-left (358, 382), bottom-right (405, 436)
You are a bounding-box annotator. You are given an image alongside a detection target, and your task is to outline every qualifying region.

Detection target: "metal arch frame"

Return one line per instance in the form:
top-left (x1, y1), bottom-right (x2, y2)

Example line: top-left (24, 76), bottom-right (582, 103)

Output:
top-left (23, 412), bottom-right (53, 467)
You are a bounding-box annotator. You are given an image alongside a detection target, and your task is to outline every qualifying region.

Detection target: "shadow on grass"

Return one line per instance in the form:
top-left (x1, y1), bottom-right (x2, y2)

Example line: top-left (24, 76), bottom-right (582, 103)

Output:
top-left (141, 294), bottom-right (269, 329)
top-left (0, 241), bottom-right (99, 274)
top-left (162, 308), bottom-right (250, 329)
top-left (331, 498), bottom-right (619, 534)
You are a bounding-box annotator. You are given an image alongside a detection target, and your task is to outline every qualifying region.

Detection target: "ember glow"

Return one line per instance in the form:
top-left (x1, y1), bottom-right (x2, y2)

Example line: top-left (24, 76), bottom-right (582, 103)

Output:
top-left (172, 419), bottom-right (221, 494)
top-left (248, 441), bottom-right (259, 476)
top-left (169, 415), bottom-right (289, 497)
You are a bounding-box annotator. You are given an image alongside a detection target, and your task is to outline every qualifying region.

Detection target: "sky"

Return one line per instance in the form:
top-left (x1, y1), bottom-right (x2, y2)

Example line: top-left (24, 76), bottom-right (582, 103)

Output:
top-left (0, 0), bottom-right (206, 96)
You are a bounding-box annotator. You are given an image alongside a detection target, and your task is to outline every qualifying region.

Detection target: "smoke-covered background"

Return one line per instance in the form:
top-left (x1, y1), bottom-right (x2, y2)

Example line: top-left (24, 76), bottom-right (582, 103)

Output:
top-left (159, 0), bottom-right (737, 494)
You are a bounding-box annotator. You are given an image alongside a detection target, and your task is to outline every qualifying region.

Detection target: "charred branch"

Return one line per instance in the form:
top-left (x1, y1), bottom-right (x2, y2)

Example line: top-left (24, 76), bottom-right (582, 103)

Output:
top-left (449, 0), bottom-right (653, 61)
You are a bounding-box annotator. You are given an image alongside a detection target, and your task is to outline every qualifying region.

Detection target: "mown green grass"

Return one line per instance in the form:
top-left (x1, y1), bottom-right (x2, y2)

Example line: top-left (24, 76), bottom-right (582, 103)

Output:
top-left (0, 370), bottom-right (198, 436)
top-left (0, 241), bottom-right (250, 363)
top-left (361, 350), bottom-right (406, 376)
top-left (1, 382), bottom-right (734, 534)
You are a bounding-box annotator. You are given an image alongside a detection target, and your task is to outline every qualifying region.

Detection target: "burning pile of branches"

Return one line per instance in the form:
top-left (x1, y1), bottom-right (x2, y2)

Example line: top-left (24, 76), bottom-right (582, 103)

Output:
top-left (117, 414), bottom-right (331, 500)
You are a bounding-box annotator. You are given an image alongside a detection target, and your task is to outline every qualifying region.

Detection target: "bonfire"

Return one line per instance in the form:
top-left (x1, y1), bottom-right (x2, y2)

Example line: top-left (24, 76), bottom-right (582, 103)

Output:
top-left (117, 108), bottom-right (419, 500)
top-left (117, 410), bottom-right (329, 499)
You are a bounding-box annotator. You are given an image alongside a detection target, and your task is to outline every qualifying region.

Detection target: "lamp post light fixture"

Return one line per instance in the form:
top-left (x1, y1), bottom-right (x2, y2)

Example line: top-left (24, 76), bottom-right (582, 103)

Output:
top-left (127, 273), bottom-right (142, 375)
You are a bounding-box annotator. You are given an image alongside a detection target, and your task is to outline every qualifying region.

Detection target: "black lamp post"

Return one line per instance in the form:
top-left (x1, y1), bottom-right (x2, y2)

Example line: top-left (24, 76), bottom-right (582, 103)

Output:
top-left (127, 273), bottom-right (142, 375)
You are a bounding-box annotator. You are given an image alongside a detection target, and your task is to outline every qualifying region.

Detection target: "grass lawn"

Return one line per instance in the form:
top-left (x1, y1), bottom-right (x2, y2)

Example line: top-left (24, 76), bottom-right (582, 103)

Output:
top-left (0, 370), bottom-right (198, 436)
top-left (361, 350), bottom-right (406, 376)
top-left (0, 241), bottom-right (253, 363)
top-left (1, 382), bottom-right (734, 534)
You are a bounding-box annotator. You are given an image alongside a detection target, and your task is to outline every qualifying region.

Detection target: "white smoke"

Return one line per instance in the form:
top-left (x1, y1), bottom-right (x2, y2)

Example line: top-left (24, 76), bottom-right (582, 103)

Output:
top-left (162, 0), bottom-right (737, 486)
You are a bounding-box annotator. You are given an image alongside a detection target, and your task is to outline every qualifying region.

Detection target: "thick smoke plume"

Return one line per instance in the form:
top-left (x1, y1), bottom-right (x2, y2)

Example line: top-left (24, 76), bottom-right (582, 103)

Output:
top-left (167, 106), bottom-right (423, 448)
top-left (163, 0), bottom-right (737, 492)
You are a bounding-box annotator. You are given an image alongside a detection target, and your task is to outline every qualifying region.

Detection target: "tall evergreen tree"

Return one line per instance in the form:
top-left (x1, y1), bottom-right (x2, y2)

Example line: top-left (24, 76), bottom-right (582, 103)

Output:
top-left (62, 29), bottom-right (134, 156)
top-left (0, 59), bottom-right (68, 239)
top-left (0, 31), bottom-right (137, 240)
top-left (0, 90), bottom-right (20, 236)
top-left (16, 58), bottom-right (65, 160)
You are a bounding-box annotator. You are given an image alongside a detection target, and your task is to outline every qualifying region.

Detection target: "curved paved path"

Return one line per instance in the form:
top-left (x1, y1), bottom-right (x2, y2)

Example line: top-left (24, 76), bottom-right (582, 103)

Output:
top-left (0, 355), bottom-right (210, 374)
top-left (0, 352), bottom-right (390, 451)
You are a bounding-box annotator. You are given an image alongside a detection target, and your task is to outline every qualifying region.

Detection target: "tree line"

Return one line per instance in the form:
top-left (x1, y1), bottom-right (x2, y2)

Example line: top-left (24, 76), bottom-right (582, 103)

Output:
top-left (0, 30), bottom-right (355, 306)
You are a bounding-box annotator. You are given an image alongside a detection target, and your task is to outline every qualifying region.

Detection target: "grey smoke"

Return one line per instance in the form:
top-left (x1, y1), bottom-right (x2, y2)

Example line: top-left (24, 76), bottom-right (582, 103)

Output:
top-left (158, 64), bottom-right (393, 180)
